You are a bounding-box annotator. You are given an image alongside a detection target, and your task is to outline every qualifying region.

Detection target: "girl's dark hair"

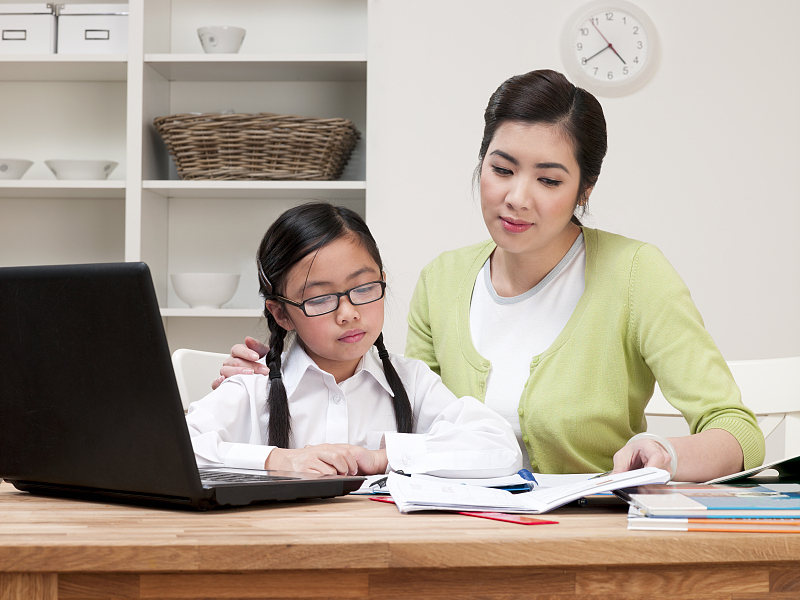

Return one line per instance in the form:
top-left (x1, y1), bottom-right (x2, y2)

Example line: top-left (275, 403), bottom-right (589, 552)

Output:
top-left (476, 69), bottom-right (608, 223)
top-left (256, 202), bottom-right (413, 448)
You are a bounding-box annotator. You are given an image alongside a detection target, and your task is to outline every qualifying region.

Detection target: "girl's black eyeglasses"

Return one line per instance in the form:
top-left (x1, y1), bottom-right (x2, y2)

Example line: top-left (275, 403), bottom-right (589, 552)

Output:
top-left (270, 280), bottom-right (386, 317)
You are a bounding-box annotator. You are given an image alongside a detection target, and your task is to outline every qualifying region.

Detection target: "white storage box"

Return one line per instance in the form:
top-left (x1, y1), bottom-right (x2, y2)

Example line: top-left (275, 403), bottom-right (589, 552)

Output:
top-left (56, 3), bottom-right (128, 54)
top-left (0, 4), bottom-right (56, 54)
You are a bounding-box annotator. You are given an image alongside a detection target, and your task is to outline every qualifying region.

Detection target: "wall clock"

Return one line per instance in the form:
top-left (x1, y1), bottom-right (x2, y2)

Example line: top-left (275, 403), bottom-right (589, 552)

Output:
top-left (560, 0), bottom-right (659, 97)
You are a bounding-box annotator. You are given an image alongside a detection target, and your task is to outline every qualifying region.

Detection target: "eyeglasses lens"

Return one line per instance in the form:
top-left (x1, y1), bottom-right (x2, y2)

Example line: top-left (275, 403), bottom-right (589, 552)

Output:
top-left (304, 282), bottom-right (384, 316)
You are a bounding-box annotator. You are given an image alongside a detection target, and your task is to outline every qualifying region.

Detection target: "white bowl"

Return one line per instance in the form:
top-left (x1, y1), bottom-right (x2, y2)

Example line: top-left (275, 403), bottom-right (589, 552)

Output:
top-left (0, 159), bottom-right (33, 180)
top-left (197, 26), bottom-right (246, 54)
top-left (45, 159), bottom-right (118, 181)
top-left (171, 273), bottom-right (240, 309)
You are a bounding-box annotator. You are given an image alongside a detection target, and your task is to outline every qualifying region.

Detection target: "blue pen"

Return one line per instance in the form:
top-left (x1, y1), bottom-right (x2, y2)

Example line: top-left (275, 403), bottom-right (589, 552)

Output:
top-left (517, 468), bottom-right (538, 491)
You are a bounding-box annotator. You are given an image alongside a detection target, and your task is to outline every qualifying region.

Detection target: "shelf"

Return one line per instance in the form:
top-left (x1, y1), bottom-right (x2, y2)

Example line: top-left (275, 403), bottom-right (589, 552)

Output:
top-left (0, 181), bottom-right (126, 198)
top-left (0, 55), bottom-right (127, 81)
top-left (144, 54), bottom-right (366, 82)
top-left (160, 308), bottom-right (263, 318)
top-left (0, 1), bottom-right (368, 353)
top-left (143, 180), bottom-right (366, 199)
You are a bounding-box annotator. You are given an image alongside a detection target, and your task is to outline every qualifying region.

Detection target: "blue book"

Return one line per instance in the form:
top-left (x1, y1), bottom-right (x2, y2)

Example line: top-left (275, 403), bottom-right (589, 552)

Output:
top-left (617, 482), bottom-right (800, 518)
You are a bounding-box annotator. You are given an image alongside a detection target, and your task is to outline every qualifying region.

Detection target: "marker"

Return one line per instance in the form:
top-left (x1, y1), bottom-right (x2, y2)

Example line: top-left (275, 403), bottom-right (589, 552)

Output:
top-left (518, 468), bottom-right (538, 491)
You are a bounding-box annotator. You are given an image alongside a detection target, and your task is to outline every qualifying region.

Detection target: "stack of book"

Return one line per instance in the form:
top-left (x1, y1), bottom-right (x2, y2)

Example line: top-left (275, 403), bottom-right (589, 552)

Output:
top-left (616, 454), bottom-right (800, 532)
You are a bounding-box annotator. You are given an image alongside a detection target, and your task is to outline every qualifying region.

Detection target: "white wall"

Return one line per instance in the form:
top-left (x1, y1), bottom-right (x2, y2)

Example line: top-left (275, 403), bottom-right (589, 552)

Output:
top-left (367, 0), bottom-right (800, 360)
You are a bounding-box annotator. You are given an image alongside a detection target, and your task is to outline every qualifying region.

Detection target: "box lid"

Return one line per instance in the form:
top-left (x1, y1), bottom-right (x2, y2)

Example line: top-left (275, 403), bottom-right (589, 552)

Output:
top-left (56, 3), bottom-right (129, 16)
top-left (0, 3), bottom-right (55, 15)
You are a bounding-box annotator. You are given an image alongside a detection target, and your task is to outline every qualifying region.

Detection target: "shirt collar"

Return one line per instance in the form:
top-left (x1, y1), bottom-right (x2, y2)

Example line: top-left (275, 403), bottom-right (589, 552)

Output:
top-left (279, 340), bottom-right (395, 398)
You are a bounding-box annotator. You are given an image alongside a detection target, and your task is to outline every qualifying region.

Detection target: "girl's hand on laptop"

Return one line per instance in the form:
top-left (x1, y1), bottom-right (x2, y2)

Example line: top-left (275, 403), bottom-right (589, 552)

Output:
top-left (212, 336), bottom-right (269, 390)
top-left (330, 445), bottom-right (388, 475)
top-left (264, 444), bottom-right (360, 475)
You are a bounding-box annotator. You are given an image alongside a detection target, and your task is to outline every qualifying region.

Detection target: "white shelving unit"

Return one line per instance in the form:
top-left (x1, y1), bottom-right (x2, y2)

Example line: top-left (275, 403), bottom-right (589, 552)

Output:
top-left (0, 0), bottom-right (368, 353)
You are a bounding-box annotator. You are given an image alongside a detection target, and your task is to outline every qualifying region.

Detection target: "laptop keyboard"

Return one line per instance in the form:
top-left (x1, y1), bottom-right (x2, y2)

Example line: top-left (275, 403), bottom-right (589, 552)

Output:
top-left (199, 469), bottom-right (298, 483)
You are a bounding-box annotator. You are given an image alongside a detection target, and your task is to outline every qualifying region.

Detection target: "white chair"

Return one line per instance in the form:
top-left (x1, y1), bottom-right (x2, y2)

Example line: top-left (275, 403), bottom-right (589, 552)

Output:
top-left (646, 357), bottom-right (800, 463)
top-left (171, 348), bottom-right (230, 411)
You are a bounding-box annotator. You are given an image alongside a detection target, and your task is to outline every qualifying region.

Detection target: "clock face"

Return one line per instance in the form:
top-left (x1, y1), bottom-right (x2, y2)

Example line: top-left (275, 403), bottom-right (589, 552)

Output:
top-left (561, 1), bottom-right (659, 97)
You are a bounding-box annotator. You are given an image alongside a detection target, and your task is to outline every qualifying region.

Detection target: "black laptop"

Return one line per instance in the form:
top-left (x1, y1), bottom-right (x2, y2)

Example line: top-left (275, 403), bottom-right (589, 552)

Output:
top-left (0, 262), bottom-right (363, 510)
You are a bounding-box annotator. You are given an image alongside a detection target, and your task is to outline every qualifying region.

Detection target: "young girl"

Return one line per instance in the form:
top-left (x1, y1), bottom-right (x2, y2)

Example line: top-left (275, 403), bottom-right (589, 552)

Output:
top-left (186, 202), bottom-right (522, 477)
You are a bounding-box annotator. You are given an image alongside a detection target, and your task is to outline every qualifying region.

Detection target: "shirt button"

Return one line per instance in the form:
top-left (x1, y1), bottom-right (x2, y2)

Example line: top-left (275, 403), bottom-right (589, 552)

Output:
top-left (518, 407), bottom-right (524, 416)
top-left (531, 356), bottom-right (539, 365)
top-left (522, 435), bottom-right (529, 443)
top-left (333, 395), bottom-right (342, 404)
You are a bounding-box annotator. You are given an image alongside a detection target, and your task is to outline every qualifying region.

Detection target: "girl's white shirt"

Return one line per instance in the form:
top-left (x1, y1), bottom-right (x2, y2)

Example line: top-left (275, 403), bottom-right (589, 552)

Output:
top-left (186, 342), bottom-right (522, 478)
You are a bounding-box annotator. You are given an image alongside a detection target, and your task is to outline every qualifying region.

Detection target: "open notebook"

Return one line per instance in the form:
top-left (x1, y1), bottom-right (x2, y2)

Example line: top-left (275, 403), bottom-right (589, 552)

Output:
top-left (0, 262), bottom-right (363, 510)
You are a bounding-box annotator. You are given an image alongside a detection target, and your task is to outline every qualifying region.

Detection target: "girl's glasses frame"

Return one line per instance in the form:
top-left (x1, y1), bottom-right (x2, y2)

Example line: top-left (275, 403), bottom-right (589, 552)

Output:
top-left (270, 280), bottom-right (386, 317)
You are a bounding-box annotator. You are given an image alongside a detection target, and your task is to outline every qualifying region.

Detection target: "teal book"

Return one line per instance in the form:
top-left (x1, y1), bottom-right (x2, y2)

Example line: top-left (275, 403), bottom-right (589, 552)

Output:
top-left (616, 482), bottom-right (800, 518)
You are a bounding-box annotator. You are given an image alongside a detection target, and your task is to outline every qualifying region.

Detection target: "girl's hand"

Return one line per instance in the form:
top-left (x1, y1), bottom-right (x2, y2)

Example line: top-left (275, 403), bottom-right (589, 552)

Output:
top-left (611, 439), bottom-right (672, 473)
top-left (211, 336), bottom-right (270, 390)
top-left (264, 444), bottom-right (360, 475)
top-left (330, 445), bottom-right (388, 475)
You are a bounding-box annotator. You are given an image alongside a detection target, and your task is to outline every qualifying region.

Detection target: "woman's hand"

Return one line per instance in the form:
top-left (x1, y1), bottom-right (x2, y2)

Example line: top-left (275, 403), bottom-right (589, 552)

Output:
top-left (264, 444), bottom-right (360, 475)
top-left (211, 336), bottom-right (269, 390)
top-left (612, 439), bottom-right (672, 474)
top-left (612, 429), bottom-right (744, 482)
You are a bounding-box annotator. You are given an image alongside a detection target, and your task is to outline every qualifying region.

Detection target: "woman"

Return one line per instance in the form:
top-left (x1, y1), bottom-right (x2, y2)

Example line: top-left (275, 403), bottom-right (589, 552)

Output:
top-left (215, 70), bottom-right (764, 481)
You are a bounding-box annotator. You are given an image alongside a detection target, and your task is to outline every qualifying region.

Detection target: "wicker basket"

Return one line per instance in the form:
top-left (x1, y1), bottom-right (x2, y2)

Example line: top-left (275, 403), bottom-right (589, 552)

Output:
top-left (153, 112), bottom-right (360, 181)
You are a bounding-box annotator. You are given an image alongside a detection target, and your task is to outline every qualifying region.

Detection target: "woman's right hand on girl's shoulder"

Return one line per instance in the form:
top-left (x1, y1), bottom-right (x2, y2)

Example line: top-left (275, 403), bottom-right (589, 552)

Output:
top-left (264, 444), bottom-right (360, 476)
top-left (211, 336), bottom-right (270, 390)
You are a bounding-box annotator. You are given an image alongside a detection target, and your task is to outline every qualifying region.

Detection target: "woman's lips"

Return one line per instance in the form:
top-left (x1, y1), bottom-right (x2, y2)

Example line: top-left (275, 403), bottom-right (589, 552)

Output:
top-left (339, 331), bottom-right (366, 343)
top-left (501, 217), bottom-right (532, 233)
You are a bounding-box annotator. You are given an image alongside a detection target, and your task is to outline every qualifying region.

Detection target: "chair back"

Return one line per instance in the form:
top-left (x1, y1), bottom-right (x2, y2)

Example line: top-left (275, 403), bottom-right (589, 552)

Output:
top-left (645, 357), bottom-right (800, 463)
top-left (171, 348), bottom-right (230, 411)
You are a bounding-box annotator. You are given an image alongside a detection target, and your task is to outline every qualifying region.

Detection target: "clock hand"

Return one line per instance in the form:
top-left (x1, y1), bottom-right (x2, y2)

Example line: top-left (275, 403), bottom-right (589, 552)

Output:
top-left (583, 45), bottom-right (610, 63)
top-left (591, 20), bottom-right (627, 65)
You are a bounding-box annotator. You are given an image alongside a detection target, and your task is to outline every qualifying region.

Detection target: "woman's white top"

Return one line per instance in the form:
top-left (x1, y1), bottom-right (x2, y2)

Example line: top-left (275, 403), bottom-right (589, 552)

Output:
top-left (469, 234), bottom-right (586, 469)
top-left (186, 342), bottom-right (522, 478)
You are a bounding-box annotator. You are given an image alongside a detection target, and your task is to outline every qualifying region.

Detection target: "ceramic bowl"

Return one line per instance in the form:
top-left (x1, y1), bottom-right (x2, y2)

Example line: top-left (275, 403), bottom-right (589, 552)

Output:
top-left (171, 273), bottom-right (240, 309)
top-left (45, 159), bottom-right (118, 181)
top-left (197, 26), bottom-right (246, 54)
top-left (0, 159), bottom-right (33, 180)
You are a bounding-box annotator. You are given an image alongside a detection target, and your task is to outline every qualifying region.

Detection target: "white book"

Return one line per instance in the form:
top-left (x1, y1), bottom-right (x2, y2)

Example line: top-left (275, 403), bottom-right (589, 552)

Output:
top-left (386, 467), bottom-right (670, 514)
top-left (704, 453), bottom-right (800, 484)
top-left (353, 471), bottom-right (602, 496)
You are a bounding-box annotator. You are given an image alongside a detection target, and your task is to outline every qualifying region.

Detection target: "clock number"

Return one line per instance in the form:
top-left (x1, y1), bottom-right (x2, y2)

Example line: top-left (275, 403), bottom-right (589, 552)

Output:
top-left (577, 43), bottom-right (583, 50)
top-left (593, 67), bottom-right (598, 75)
top-left (590, 17), bottom-right (598, 25)
top-left (582, 57), bottom-right (587, 65)
top-left (607, 71), bottom-right (613, 80)
top-left (580, 27), bottom-right (589, 36)
top-left (633, 56), bottom-right (639, 63)
top-left (605, 11), bottom-right (614, 20)
top-left (633, 26), bottom-right (639, 34)
top-left (637, 41), bottom-right (643, 49)
top-left (623, 67), bottom-right (629, 75)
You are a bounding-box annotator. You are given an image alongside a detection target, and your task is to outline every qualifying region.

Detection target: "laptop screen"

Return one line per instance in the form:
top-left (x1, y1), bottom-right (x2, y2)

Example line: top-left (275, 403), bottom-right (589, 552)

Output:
top-left (0, 262), bottom-right (204, 500)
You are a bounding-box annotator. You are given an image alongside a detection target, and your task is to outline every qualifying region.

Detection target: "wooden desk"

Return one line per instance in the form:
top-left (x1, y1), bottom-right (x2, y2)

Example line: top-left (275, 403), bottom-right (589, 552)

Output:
top-left (1, 481), bottom-right (800, 599)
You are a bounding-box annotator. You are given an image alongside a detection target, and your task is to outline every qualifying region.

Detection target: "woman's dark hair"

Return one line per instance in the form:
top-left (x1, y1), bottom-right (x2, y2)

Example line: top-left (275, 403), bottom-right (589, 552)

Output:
top-left (256, 202), bottom-right (413, 448)
top-left (476, 69), bottom-right (608, 223)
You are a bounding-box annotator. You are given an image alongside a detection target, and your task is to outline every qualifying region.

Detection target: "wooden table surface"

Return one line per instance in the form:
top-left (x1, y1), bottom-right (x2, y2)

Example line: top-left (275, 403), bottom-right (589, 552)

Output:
top-left (1, 480), bottom-right (800, 599)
